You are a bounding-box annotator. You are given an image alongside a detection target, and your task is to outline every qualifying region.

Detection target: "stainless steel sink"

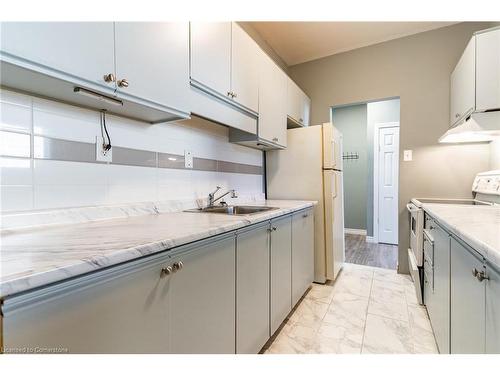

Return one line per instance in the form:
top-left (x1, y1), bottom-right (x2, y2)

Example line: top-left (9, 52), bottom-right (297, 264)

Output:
top-left (185, 205), bottom-right (278, 215)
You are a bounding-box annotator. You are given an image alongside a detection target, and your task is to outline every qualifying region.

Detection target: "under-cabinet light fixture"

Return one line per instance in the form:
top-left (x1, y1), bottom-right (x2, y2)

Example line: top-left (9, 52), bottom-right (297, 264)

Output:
top-left (73, 87), bottom-right (123, 106)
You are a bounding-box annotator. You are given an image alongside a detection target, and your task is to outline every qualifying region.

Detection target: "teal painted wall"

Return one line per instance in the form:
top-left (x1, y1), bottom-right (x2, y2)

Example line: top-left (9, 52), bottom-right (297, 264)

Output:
top-left (332, 104), bottom-right (367, 231)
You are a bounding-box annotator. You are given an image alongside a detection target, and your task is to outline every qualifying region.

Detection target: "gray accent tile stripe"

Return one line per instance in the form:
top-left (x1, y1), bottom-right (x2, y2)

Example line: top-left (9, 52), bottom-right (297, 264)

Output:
top-left (13, 132), bottom-right (263, 175)
top-left (112, 146), bottom-right (156, 168)
top-left (33, 136), bottom-right (96, 163)
top-left (158, 152), bottom-right (185, 169)
top-left (218, 160), bottom-right (263, 175)
top-left (194, 157), bottom-right (218, 172)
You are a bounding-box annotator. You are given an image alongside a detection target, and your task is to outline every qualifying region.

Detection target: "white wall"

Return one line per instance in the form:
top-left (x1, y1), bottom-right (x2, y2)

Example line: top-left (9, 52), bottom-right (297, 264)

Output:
top-left (366, 98), bottom-right (400, 237)
top-left (490, 139), bottom-right (500, 170)
top-left (0, 89), bottom-right (264, 212)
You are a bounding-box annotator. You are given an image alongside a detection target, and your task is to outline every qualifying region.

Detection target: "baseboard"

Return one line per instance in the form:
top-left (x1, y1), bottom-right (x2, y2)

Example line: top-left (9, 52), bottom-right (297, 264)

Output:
top-left (344, 228), bottom-right (367, 236)
top-left (365, 236), bottom-right (377, 243)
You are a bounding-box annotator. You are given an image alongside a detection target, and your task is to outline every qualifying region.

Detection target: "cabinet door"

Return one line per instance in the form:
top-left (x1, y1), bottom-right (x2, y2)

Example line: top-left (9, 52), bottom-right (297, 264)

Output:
top-left (270, 215), bottom-right (292, 335)
top-left (287, 78), bottom-right (302, 123)
top-left (0, 22), bottom-right (115, 92)
top-left (486, 264), bottom-right (500, 353)
top-left (301, 94), bottom-right (311, 127)
top-left (258, 51), bottom-right (287, 147)
top-left (450, 238), bottom-right (486, 353)
top-left (3, 254), bottom-right (172, 353)
top-left (236, 223), bottom-right (270, 354)
top-left (450, 37), bottom-right (475, 126)
top-left (114, 22), bottom-right (190, 114)
top-left (190, 22), bottom-right (232, 98)
top-left (476, 29), bottom-right (500, 112)
top-left (170, 235), bottom-right (236, 354)
top-left (291, 209), bottom-right (315, 306)
top-left (427, 221), bottom-right (450, 354)
top-left (231, 23), bottom-right (259, 113)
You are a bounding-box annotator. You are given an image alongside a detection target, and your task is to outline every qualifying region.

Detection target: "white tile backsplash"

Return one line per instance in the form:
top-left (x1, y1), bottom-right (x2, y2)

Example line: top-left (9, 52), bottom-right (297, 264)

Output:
top-left (0, 89), bottom-right (264, 212)
top-left (0, 158), bottom-right (32, 185)
top-left (0, 185), bottom-right (34, 212)
top-left (0, 131), bottom-right (31, 158)
top-left (0, 101), bottom-right (32, 133)
top-left (33, 160), bottom-right (108, 185)
top-left (33, 97), bottom-right (101, 143)
top-left (34, 185), bottom-right (108, 210)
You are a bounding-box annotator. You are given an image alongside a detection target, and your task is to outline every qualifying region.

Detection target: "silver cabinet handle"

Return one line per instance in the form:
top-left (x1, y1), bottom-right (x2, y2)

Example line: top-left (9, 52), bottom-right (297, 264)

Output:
top-left (472, 268), bottom-right (489, 282)
top-left (227, 91), bottom-right (232, 97)
top-left (103, 73), bottom-right (116, 83)
top-left (232, 92), bottom-right (237, 98)
top-left (172, 261), bottom-right (184, 272)
top-left (118, 79), bottom-right (129, 88)
top-left (160, 265), bottom-right (173, 278)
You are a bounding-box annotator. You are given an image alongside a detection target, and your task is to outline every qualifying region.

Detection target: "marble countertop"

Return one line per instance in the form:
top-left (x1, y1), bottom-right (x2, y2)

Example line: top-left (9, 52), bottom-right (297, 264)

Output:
top-left (422, 203), bottom-right (500, 269)
top-left (0, 200), bottom-right (315, 299)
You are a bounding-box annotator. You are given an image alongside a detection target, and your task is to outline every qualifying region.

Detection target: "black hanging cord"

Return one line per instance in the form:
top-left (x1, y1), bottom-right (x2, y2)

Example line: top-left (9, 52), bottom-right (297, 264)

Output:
top-left (100, 110), bottom-right (112, 153)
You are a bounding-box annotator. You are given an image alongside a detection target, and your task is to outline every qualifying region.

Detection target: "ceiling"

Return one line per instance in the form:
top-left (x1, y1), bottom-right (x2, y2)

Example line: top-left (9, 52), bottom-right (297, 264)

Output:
top-left (248, 22), bottom-right (458, 66)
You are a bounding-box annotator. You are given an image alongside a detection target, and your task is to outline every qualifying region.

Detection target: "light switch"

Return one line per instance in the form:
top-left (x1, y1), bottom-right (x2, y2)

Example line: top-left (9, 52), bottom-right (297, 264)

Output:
top-left (185, 150), bottom-right (193, 168)
top-left (404, 150), bottom-right (413, 161)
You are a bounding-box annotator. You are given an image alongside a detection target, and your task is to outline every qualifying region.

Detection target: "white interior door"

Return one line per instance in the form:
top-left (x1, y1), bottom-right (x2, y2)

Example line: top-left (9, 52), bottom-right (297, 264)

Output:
top-left (377, 126), bottom-right (399, 245)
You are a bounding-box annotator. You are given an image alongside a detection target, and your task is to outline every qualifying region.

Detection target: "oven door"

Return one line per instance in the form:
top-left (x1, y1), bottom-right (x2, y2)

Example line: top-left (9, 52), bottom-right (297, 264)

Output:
top-left (407, 203), bottom-right (424, 305)
top-left (408, 249), bottom-right (424, 305)
top-left (407, 203), bottom-right (423, 266)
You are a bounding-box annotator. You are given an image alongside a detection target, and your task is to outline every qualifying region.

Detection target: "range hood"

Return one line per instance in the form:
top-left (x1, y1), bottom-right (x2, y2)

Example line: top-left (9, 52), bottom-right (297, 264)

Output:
top-left (439, 111), bottom-right (500, 143)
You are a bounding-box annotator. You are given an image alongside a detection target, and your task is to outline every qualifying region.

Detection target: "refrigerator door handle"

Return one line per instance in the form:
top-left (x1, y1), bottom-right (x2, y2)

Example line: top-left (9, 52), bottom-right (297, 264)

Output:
top-left (332, 171), bottom-right (338, 199)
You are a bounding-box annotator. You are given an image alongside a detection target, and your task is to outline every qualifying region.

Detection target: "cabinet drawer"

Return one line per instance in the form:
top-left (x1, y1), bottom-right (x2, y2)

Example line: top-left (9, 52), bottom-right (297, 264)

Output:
top-left (423, 229), bottom-right (434, 266)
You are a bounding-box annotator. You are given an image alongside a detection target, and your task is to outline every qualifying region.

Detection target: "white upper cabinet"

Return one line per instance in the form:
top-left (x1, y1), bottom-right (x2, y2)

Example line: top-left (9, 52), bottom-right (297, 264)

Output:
top-left (450, 38), bottom-right (475, 126)
top-left (231, 23), bottom-right (260, 113)
top-left (287, 77), bottom-right (311, 127)
top-left (450, 27), bottom-right (500, 127)
top-left (190, 22), bottom-right (232, 98)
top-left (0, 22), bottom-right (191, 122)
top-left (476, 28), bottom-right (500, 112)
top-left (0, 22), bottom-right (116, 93)
top-left (114, 22), bottom-right (190, 114)
top-left (258, 50), bottom-right (287, 147)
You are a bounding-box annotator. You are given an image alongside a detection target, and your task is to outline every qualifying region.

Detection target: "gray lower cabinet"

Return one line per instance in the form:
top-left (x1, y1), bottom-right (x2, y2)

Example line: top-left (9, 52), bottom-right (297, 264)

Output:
top-left (1, 209), bottom-right (315, 354)
top-left (2, 250), bottom-right (174, 353)
top-left (425, 218), bottom-right (450, 354)
top-left (2, 234), bottom-right (236, 354)
top-left (236, 222), bottom-right (270, 354)
top-left (270, 215), bottom-right (292, 335)
top-left (486, 263), bottom-right (500, 353)
top-left (170, 234), bottom-right (236, 354)
top-left (450, 237), bottom-right (485, 354)
top-left (291, 209), bottom-right (314, 306)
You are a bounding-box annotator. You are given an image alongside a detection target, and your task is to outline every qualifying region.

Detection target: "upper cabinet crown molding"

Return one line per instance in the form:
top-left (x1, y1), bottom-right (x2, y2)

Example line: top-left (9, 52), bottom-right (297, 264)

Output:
top-left (0, 22), bottom-right (191, 123)
top-left (450, 26), bottom-right (500, 127)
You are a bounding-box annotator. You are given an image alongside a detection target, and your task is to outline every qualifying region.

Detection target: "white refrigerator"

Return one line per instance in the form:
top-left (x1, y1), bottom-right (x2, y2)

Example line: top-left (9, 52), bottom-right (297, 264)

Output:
top-left (266, 123), bottom-right (345, 283)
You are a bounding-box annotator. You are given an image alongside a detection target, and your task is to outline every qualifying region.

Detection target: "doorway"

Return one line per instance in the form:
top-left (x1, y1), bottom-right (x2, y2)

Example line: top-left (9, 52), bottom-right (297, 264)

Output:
top-left (331, 98), bottom-right (400, 269)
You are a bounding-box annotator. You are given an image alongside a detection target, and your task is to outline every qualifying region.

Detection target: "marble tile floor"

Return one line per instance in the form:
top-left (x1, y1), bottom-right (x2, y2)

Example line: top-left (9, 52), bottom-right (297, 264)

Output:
top-left (264, 263), bottom-right (438, 354)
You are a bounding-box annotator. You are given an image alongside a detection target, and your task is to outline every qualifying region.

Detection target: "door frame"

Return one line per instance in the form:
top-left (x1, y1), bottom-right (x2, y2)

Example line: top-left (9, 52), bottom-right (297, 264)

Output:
top-left (373, 121), bottom-right (400, 244)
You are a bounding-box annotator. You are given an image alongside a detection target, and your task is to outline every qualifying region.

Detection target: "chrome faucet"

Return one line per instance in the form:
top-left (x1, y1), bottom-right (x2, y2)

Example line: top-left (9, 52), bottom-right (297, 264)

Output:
top-left (208, 186), bottom-right (238, 207)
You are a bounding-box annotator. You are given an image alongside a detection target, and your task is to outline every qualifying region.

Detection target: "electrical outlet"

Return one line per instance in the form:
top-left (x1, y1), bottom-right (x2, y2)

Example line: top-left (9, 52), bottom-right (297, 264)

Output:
top-left (185, 150), bottom-right (193, 168)
top-left (403, 150), bottom-right (413, 161)
top-left (96, 136), bottom-right (112, 162)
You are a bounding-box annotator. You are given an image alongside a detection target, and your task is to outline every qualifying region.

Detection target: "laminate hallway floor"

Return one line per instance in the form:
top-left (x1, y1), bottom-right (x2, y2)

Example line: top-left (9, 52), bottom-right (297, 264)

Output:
top-left (264, 263), bottom-right (438, 354)
top-left (345, 233), bottom-right (398, 269)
